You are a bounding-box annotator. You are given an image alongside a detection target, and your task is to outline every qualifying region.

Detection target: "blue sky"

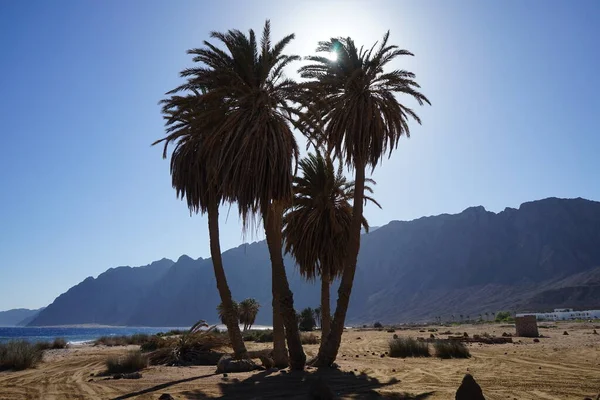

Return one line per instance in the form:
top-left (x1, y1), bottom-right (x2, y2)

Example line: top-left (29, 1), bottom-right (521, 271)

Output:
top-left (1, 1), bottom-right (599, 310)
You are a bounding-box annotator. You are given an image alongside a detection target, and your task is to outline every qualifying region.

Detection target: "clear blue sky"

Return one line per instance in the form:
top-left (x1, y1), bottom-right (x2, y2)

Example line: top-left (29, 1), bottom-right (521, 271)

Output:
top-left (1, 1), bottom-right (599, 310)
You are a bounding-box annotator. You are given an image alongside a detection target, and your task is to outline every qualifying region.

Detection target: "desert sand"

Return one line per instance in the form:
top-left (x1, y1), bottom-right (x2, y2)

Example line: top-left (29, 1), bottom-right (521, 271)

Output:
top-left (0, 322), bottom-right (598, 399)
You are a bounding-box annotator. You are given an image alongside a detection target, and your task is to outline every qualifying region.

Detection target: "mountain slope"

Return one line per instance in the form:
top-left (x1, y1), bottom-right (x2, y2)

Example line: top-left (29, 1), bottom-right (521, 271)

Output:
top-left (0, 308), bottom-right (43, 326)
top-left (28, 197), bottom-right (600, 326)
top-left (28, 259), bottom-right (174, 326)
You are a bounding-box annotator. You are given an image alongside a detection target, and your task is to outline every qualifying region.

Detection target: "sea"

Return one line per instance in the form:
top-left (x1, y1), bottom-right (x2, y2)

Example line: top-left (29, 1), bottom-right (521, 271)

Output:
top-left (0, 325), bottom-right (273, 345)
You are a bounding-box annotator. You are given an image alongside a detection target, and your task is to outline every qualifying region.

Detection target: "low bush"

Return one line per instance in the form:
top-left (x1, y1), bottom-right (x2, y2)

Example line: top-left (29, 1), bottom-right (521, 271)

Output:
top-left (52, 338), bottom-right (68, 349)
top-left (95, 334), bottom-right (151, 347)
top-left (0, 340), bottom-right (43, 371)
top-left (148, 333), bottom-right (229, 366)
top-left (373, 322), bottom-right (383, 329)
top-left (300, 332), bottom-right (319, 345)
top-left (388, 337), bottom-right (430, 358)
top-left (243, 330), bottom-right (274, 343)
top-left (434, 340), bottom-right (471, 359)
top-left (157, 329), bottom-right (186, 337)
top-left (140, 336), bottom-right (172, 352)
top-left (105, 350), bottom-right (148, 374)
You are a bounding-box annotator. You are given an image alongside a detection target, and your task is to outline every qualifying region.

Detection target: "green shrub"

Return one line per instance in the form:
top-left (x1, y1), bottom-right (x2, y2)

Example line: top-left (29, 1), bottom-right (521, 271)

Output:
top-left (300, 332), bottom-right (319, 345)
top-left (388, 338), bottom-right (430, 358)
top-left (105, 350), bottom-right (148, 374)
top-left (242, 329), bottom-right (274, 343)
top-left (433, 340), bottom-right (471, 359)
top-left (495, 311), bottom-right (513, 323)
top-left (0, 340), bottom-right (43, 371)
top-left (140, 336), bottom-right (171, 352)
top-left (51, 338), bottom-right (68, 349)
top-left (34, 341), bottom-right (52, 351)
top-left (374, 322), bottom-right (383, 329)
top-left (95, 334), bottom-right (152, 347)
top-left (298, 308), bottom-right (316, 332)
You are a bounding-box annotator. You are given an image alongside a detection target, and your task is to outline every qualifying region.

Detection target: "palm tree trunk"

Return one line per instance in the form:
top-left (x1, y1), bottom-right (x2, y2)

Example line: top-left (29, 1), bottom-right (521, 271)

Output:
top-left (272, 284), bottom-right (289, 368)
top-left (314, 162), bottom-right (365, 367)
top-left (207, 200), bottom-right (248, 359)
top-left (265, 201), bottom-right (306, 370)
top-left (320, 267), bottom-right (331, 340)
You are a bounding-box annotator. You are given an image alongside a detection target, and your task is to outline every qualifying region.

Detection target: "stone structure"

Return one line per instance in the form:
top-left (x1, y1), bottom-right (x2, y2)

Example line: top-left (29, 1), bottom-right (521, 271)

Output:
top-left (515, 315), bottom-right (539, 337)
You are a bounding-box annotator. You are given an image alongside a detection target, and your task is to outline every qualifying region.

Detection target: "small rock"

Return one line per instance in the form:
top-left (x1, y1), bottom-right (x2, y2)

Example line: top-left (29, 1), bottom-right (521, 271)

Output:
top-left (455, 373), bottom-right (485, 400)
top-left (593, 330), bottom-right (598, 335)
top-left (393, 334), bottom-right (399, 339)
top-left (533, 338), bottom-right (540, 343)
top-left (216, 355), bottom-right (259, 374)
top-left (563, 331), bottom-right (569, 335)
top-left (355, 355), bottom-right (359, 358)
top-left (538, 366), bottom-right (541, 369)
top-left (392, 369), bottom-right (396, 372)
top-left (123, 372), bottom-right (142, 379)
top-left (159, 395), bottom-right (175, 400)
top-left (113, 373), bottom-right (123, 380)
top-left (380, 354), bottom-right (385, 358)
top-left (223, 373), bottom-right (228, 378)
top-left (356, 337), bottom-right (362, 340)
top-left (463, 332), bottom-right (469, 338)
top-left (87, 378), bottom-right (93, 382)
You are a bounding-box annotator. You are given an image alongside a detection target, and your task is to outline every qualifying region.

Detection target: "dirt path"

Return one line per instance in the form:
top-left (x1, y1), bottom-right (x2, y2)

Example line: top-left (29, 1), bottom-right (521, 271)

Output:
top-left (0, 323), bottom-right (598, 399)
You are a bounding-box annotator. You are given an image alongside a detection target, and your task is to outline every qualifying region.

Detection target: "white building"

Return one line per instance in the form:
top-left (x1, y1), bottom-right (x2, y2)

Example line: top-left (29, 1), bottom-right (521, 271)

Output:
top-left (517, 308), bottom-right (600, 321)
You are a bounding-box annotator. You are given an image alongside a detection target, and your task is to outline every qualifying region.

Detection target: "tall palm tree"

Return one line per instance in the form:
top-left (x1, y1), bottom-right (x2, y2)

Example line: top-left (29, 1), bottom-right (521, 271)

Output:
top-left (239, 298), bottom-right (260, 331)
top-left (153, 92), bottom-right (249, 360)
top-left (178, 21), bottom-right (305, 369)
top-left (299, 32), bottom-right (430, 366)
top-left (283, 152), bottom-right (378, 340)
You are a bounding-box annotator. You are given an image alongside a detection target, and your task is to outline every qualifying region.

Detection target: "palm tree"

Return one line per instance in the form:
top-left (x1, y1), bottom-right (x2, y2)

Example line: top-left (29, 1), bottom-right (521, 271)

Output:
top-left (283, 152), bottom-right (378, 340)
top-left (299, 32), bottom-right (430, 366)
top-left (217, 300), bottom-right (240, 325)
top-left (180, 21), bottom-right (305, 369)
top-left (239, 298), bottom-right (260, 331)
top-left (153, 92), bottom-right (248, 360)
top-left (314, 306), bottom-right (322, 328)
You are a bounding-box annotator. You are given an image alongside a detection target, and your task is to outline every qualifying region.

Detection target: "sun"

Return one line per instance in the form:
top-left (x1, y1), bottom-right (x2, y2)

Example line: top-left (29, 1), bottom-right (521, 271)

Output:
top-left (326, 51), bottom-right (337, 61)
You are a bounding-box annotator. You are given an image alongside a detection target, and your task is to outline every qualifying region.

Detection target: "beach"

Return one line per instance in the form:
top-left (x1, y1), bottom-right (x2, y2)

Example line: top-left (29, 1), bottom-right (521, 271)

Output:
top-left (0, 322), bottom-right (598, 399)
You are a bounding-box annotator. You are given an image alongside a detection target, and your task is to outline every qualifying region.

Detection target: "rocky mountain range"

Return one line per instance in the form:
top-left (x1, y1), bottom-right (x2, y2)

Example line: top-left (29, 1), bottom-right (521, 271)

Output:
top-left (25, 197), bottom-right (600, 326)
top-left (0, 308), bottom-right (44, 326)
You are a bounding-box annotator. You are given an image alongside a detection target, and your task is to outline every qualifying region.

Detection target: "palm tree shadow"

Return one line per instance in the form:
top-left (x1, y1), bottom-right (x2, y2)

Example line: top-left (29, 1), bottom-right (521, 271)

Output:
top-left (110, 373), bottom-right (217, 400)
top-left (182, 368), bottom-right (434, 399)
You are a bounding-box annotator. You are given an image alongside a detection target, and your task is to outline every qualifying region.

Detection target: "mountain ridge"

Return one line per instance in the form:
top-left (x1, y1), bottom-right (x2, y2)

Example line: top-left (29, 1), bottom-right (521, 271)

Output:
top-left (26, 197), bottom-right (600, 326)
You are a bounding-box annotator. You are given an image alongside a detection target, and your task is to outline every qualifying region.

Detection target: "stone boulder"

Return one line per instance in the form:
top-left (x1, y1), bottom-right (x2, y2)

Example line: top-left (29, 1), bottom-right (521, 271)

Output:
top-left (456, 374), bottom-right (485, 400)
top-left (216, 355), bottom-right (259, 374)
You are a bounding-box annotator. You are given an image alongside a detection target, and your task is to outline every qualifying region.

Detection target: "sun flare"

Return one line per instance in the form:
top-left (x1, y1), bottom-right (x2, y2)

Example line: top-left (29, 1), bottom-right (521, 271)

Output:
top-left (327, 51), bottom-right (337, 61)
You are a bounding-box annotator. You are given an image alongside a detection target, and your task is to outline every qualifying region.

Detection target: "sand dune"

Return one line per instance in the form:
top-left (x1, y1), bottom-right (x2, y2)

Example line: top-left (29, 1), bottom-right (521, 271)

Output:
top-left (0, 322), bottom-right (598, 399)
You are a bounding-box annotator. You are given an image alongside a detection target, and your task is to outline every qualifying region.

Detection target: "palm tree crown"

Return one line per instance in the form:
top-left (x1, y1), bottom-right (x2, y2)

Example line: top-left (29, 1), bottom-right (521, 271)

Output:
top-left (298, 31), bottom-right (430, 170)
top-left (283, 152), bottom-right (378, 281)
top-left (174, 20), bottom-right (301, 224)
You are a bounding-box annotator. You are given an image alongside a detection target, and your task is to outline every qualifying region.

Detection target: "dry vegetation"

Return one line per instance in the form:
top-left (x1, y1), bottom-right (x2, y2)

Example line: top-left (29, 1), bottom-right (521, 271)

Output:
top-left (105, 350), bottom-right (148, 374)
top-left (0, 322), bottom-right (599, 399)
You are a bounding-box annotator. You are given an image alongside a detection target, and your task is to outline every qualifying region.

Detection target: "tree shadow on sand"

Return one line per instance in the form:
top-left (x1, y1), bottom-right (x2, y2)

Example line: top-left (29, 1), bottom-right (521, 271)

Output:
top-left (111, 373), bottom-right (217, 400)
top-left (181, 368), bottom-right (434, 399)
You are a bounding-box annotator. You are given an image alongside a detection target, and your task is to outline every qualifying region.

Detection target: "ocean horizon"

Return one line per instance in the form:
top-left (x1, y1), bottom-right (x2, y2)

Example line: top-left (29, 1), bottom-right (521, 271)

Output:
top-left (0, 324), bottom-right (273, 344)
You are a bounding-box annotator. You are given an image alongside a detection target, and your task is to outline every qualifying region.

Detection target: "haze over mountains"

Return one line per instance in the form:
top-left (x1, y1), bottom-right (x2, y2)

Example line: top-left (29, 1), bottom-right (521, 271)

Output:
top-left (17, 197), bottom-right (600, 327)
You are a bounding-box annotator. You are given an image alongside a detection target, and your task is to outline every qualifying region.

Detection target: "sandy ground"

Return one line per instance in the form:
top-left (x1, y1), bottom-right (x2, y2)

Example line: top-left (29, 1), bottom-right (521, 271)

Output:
top-left (0, 322), bottom-right (599, 399)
